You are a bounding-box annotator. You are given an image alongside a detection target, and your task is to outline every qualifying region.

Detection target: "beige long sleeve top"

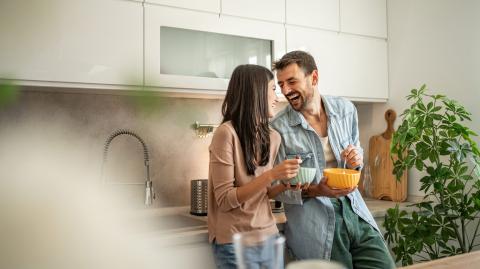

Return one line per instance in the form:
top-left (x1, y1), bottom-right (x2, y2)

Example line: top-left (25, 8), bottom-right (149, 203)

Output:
top-left (207, 121), bottom-right (280, 244)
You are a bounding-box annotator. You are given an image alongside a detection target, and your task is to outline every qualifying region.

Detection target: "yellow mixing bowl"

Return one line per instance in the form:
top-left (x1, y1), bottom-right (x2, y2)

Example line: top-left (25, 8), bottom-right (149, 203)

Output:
top-left (323, 168), bottom-right (360, 189)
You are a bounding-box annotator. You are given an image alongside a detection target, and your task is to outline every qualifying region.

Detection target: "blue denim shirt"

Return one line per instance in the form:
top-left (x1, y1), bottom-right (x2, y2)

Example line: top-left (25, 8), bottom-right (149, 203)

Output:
top-left (270, 95), bottom-right (380, 260)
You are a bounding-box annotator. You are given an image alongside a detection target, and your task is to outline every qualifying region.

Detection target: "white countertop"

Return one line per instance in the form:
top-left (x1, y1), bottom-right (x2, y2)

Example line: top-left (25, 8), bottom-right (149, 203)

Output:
top-left (363, 198), bottom-right (413, 218)
top-left (138, 198), bottom-right (413, 246)
top-left (399, 251), bottom-right (480, 269)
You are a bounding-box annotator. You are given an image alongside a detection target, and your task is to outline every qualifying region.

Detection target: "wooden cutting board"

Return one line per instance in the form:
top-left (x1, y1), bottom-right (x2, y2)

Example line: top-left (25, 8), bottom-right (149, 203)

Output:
top-left (368, 109), bottom-right (407, 202)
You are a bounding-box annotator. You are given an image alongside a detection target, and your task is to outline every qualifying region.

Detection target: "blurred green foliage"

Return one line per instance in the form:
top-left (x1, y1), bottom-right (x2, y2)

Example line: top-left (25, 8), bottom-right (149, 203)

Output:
top-left (0, 80), bottom-right (19, 108)
top-left (127, 88), bottom-right (168, 115)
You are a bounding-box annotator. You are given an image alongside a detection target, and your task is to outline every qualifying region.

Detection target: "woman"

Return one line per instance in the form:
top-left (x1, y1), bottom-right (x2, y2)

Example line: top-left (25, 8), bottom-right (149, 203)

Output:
top-left (208, 64), bottom-right (302, 269)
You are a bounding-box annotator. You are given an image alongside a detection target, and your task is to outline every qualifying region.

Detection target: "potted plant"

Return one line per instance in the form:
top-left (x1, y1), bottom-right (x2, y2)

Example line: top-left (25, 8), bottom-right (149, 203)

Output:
top-left (383, 85), bottom-right (480, 266)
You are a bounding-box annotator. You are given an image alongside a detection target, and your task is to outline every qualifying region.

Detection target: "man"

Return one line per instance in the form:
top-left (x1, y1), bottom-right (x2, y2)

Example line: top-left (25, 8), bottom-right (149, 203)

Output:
top-left (271, 51), bottom-right (395, 269)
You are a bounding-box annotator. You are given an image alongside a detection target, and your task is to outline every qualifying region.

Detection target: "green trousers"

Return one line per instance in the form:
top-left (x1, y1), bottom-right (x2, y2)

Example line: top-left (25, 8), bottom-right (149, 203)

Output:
top-left (330, 197), bottom-right (396, 269)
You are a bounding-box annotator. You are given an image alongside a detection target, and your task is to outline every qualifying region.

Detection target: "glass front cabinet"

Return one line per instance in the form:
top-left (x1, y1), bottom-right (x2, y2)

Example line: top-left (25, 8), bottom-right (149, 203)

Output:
top-left (144, 4), bottom-right (286, 93)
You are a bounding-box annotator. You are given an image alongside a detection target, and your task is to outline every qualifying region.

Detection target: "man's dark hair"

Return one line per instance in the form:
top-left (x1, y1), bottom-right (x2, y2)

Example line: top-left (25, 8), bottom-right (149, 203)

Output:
top-left (273, 50), bottom-right (317, 75)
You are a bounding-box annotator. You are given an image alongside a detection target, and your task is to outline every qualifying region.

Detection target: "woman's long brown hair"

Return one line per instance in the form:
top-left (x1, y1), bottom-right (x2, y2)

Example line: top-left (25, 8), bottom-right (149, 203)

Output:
top-left (221, 64), bottom-right (274, 175)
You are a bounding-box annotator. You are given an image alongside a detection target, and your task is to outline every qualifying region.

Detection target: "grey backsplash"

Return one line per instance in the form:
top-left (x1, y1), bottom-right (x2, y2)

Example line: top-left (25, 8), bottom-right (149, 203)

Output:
top-left (0, 89), bottom-right (379, 208)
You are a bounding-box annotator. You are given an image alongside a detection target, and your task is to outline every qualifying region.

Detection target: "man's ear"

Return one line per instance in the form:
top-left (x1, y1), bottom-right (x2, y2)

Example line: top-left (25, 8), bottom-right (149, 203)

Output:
top-left (311, 70), bottom-right (319, 87)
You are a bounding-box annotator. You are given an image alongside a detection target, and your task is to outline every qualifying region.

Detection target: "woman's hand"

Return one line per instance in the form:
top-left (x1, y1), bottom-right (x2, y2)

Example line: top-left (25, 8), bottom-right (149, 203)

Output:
top-left (268, 159), bottom-right (302, 182)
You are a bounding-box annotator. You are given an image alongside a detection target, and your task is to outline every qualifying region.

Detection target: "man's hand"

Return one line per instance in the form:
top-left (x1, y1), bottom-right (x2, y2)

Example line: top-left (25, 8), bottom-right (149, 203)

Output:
top-left (341, 145), bottom-right (363, 169)
top-left (302, 177), bottom-right (356, 198)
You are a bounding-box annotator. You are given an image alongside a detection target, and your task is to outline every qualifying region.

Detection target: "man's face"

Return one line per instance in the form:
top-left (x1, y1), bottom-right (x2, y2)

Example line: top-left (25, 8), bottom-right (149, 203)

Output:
top-left (276, 63), bottom-right (317, 111)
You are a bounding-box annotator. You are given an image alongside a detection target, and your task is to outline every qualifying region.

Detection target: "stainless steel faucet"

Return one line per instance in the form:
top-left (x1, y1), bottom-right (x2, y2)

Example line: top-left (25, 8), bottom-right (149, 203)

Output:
top-left (101, 129), bottom-right (155, 206)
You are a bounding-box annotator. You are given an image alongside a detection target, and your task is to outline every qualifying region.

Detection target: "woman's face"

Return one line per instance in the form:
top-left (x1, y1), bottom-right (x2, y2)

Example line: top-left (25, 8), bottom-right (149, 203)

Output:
top-left (267, 80), bottom-right (278, 118)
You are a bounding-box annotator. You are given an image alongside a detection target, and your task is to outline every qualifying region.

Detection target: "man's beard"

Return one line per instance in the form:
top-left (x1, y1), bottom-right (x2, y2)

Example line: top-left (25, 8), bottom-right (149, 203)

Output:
top-left (289, 94), bottom-right (310, 111)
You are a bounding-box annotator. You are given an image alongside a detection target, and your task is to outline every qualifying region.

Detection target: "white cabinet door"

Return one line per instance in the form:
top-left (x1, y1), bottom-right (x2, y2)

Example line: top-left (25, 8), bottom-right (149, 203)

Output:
top-left (145, 0), bottom-right (220, 13)
top-left (285, 26), bottom-right (340, 97)
top-left (145, 4), bottom-right (285, 91)
top-left (0, 0), bottom-right (143, 86)
top-left (221, 0), bottom-right (285, 23)
top-left (286, 0), bottom-right (339, 31)
top-left (286, 26), bottom-right (388, 101)
top-left (340, 0), bottom-right (387, 38)
top-left (337, 34), bottom-right (388, 100)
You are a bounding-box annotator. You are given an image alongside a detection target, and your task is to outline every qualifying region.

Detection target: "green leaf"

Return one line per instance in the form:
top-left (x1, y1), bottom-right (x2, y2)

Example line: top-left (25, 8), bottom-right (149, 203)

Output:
top-left (427, 102), bottom-right (434, 111)
top-left (441, 228), bottom-right (450, 241)
top-left (432, 106), bottom-right (442, 112)
top-left (432, 114), bottom-right (443, 121)
top-left (459, 165), bottom-right (468, 175)
top-left (428, 151), bottom-right (438, 163)
top-left (415, 158), bottom-right (423, 171)
top-left (434, 182), bottom-right (443, 191)
top-left (418, 102), bottom-right (427, 112)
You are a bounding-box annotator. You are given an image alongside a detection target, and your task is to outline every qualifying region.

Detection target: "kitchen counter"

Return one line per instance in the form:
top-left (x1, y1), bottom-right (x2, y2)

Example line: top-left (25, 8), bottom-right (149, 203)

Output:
top-left (134, 199), bottom-right (419, 269)
top-left (143, 198), bottom-right (412, 246)
top-left (363, 198), bottom-right (413, 218)
top-left (399, 251), bottom-right (480, 269)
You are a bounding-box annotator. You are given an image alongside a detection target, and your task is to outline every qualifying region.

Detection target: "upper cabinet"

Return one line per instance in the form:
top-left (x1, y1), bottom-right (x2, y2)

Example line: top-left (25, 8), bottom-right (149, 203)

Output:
top-left (286, 26), bottom-right (388, 101)
top-left (144, 4), bottom-right (285, 92)
top-left (285, 26), bottom-right (340, 96)
top-left (0, 0), bottom-right (389, 101)
top-left (340, 0), bottom-right (387, 38)
top-left (336, 34), bottom-right (388, 100)
top-left (0, 0), bottom-right (143, 86)
top-left (286, 0), bottom-right (339, 31)
top-left (221, 0), bottom-right (285, 23)
top-left (145, 0), bottom-right (220, 13)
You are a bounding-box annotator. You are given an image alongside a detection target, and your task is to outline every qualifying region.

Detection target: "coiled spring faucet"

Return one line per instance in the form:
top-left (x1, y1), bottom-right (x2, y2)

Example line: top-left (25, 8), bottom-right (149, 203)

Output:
top-left (101, 129), bottom-right (155, 206)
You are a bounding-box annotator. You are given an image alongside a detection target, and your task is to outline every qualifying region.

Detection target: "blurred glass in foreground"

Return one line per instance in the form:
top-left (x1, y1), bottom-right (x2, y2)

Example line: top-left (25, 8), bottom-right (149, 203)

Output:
top-left (286, 260), bottom-right (345, 269)
top-left (233, 230), bottom-right (285, 269)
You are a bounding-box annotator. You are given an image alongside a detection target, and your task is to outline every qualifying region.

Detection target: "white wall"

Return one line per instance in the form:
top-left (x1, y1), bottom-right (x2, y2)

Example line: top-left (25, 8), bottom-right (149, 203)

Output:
top-left (358, 0), bottom-right (480, 197)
